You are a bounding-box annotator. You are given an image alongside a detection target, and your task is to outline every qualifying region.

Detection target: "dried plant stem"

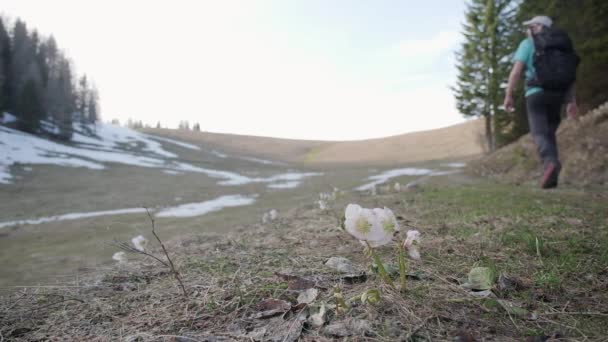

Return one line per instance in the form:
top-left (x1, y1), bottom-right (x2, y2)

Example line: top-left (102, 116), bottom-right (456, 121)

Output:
top-left (145, 208), bottom-right (188, 297)
top-left (398, 245), bottom-right (408, 292)
top-left (365, 241), bottom-right (395, 288)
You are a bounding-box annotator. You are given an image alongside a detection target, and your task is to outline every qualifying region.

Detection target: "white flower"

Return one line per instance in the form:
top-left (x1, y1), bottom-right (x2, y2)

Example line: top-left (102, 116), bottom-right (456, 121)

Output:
top-left (318, 200), bottom-right (328, 210)
top-left (112, 251), bottom-right (127, 263)
top-left (131, 235), bottom-right (148, 252)
top-left (344, 204), bottom-right (399, 247)
top-left (394, 182), bottom-right (401, 192)
top-left (403, 230), bottom-right (421, 260)
top-left (262, 209), bottom-right (278, 223)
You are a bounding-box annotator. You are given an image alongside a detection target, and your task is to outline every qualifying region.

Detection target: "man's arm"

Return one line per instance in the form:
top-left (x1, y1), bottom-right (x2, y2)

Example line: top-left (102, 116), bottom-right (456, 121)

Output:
top-left (503, 61), bottom-right (525, 112)
top-left (565, 83), bottom-right (578, 118)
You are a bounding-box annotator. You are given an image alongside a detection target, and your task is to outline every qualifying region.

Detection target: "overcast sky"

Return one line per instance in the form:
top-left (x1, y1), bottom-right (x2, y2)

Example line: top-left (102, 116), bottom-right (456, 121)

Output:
top-left (3, 0), bottom-right (469, 141)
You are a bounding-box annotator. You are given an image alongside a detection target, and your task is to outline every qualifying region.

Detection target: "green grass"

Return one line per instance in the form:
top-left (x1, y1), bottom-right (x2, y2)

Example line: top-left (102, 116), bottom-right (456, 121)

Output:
top-left (2, 152), bottom-right (607, 340)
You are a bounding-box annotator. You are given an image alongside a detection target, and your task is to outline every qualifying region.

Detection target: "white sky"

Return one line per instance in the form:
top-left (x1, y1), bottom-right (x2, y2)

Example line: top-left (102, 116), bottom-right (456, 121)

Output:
top-left (3, 0), bottom-right (469, 141)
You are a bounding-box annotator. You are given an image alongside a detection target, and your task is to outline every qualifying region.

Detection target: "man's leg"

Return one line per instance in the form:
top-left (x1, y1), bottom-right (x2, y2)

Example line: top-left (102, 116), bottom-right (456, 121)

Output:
top-left (544, 91), bottom-right (566, 184)
top-left (526, 92), bottom-right (561, 188)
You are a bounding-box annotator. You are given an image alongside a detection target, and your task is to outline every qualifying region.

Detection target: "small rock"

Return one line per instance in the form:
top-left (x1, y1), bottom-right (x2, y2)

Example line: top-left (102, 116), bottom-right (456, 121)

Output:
top-left (325, 257), bottom-right (359, 274)
top-left (324, 319), bottom-right (372, 337)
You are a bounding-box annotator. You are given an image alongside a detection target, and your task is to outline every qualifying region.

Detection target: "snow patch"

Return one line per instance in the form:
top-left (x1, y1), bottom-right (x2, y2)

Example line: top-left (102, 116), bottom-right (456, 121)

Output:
top-left (1, 112), bottom-right (17, 124)
top-left (155, 195), bottom-right (256, 218)
top-left (0, 208), bottom-right (147, 229)
top-left (356, 168), bottom-right (434, 191)
top-left (143, 134), bottom-right (201, 151)
top-left (268, 181), bottom-right (300, 189)
top-left (443, 162), bottom-right (466, 168)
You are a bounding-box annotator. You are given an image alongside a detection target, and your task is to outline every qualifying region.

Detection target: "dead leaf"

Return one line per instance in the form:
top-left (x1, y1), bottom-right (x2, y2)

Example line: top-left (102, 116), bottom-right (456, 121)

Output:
top-left (324, 319), bottom-right (372, 337)
top-left (497, 299), bottom-right (528, 317)
top-left (253, 298), bottom-right (292, 319)
top-left (297, 288), bottom-right (318, 304)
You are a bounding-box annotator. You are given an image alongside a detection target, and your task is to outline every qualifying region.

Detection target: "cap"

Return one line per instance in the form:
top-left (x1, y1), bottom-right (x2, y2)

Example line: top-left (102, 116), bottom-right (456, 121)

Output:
top-left (523, 15), bottom-right (553, 27)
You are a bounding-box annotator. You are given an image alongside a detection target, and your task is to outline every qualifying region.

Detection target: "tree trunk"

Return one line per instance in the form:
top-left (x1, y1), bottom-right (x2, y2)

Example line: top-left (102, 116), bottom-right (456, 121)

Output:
top-left (485, 114), bottom-right (495, 152)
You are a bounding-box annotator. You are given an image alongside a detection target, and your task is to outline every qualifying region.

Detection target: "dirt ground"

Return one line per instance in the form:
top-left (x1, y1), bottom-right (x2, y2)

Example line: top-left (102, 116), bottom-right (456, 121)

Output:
top-left (1, 173), bottom-right (607, 341)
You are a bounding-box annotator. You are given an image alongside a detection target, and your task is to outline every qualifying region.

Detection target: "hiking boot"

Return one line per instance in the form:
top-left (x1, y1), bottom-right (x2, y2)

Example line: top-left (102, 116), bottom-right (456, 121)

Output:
top-left (540, 162), bottom-right (559, 189)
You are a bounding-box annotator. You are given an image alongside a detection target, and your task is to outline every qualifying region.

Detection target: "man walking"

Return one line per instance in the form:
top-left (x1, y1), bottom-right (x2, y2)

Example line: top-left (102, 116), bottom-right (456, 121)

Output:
top-left (503, 15), bottom-right (579, 189)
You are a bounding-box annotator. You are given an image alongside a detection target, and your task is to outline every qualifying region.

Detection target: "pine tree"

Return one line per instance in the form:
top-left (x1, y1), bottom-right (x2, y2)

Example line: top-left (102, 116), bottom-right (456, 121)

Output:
top-left (0, 18), bottom-right (11, 113)
top-left (76, 75), bottom-right (89, 123)
top-left (453, 0), bottom-right (518, 151)
top-left (16, 79), bottom-right (44, 133)
top-left (56, 58), bottom-right (75, 140)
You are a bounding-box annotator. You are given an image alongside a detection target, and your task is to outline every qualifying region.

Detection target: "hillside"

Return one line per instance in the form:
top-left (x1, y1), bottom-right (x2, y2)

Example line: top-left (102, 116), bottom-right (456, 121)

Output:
top-left (142, 119), bottom-right (484, 166)
top-left (469, 102), bottom-right (608, 187)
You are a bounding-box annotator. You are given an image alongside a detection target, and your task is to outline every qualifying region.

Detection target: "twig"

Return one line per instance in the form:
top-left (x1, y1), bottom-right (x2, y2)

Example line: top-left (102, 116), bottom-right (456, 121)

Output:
top-left (539, 311), bottom-right (608, 317)
top-left (404, 315), bottom-right (433, 340)
top-left (113, 209), bottom-right (188, 297)
top-left (146, 208), bottom-right (188, 297)
top-left (28, 296), bottom-right (84, 312)
top-left (153, 335), bottom-right (202, 342)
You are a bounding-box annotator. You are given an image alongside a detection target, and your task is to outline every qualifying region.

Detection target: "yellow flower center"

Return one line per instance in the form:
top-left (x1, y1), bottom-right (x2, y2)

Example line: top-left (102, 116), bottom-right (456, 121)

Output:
top-left (356, 217), bottom-right (371, 235)
top-left (382, 220), bottom-right (395, 234)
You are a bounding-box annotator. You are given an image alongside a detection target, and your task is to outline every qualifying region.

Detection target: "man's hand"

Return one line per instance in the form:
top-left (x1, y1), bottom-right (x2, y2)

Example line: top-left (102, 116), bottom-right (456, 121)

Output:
top-left (566, 102), bottom-right (578, 119)
top-left (503, 95), bottom-right (514, 113)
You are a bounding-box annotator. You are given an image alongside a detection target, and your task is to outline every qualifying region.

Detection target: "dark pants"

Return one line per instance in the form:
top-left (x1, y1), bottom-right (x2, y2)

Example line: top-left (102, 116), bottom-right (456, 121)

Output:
top-left (526, 91), bottom-right (566, 169)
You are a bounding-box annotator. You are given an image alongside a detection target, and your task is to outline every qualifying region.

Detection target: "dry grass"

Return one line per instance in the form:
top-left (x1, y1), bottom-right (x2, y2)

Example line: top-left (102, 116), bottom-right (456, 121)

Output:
top-left (142, 119), bottom-right (485, 166)
top-left (2, 179), bottom-right (607, 341)
top-left (469, 102), bottom-right (608, 187)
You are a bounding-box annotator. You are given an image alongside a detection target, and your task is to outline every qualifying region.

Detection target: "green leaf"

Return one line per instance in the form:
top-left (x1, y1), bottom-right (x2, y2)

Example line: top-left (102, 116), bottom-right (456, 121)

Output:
top-left (463, 266), bottom-right (495, 290)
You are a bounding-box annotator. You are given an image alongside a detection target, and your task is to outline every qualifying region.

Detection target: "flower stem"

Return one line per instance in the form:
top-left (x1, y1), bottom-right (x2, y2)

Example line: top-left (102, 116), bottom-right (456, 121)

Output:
top-left (398, 245), bottom-right (408, 292)
top-left (365, 241), bottom-right (394, 288)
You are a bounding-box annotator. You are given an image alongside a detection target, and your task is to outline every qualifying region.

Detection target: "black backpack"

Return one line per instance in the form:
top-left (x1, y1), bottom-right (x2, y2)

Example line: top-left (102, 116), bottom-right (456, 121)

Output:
top-left (528, 27), bottom-right (580, 91)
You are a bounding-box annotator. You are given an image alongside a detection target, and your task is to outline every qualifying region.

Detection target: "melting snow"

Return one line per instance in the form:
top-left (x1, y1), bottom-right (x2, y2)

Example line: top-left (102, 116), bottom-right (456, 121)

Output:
top-left (268, 181), bottom-right (301, 189)
top-left (155, 195), bottom-right (257, 218)
top-left (211, 150), bottom-right (227, 158)
top-left (0, 195), bottom-right (258, 228)
top-left (1, 112), bottom-right (17, 124)
top-left (0, 208), bottom-right (148, 229)
top-left (0, 124), bottom-right (321, 187)
top-left (356, 167), bottom-right (462, 191)
top-left (143, 134), bottom-right (201, 151)
top-left (356, 168), bottom-right (434, 191)
top-left (443, 162), bottom-right (466, 168)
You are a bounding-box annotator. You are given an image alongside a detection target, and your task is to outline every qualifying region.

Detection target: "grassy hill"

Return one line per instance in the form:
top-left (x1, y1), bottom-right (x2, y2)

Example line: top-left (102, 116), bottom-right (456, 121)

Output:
top-left (469, 102), bottom-right (608, 187)
top-left (142, 119), bottom-right (484, 166)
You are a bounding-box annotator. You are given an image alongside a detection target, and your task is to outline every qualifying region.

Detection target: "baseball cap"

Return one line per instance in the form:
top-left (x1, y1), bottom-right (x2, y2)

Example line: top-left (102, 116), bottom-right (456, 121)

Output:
top-left (523, 15), bottom-right (553, 27)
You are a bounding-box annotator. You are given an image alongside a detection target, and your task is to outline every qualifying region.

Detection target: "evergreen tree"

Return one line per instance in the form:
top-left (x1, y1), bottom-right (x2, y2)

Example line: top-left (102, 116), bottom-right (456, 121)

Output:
top-left (16, 78), bottom-right (44, 133)
top-left (0, 18), bottom-right (11, 113)
top-left (56, 58), bottom-right (75, 140)
top-left (87, 86), bottom-right (99, 123)
top-left (76, 75), bottom-right (89, 123)
top-left (454, 0), bottom-right (518, 151)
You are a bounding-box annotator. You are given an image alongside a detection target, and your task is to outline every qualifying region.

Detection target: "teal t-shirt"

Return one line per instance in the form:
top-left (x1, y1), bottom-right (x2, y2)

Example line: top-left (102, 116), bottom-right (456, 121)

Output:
top-left (512, 38), bottom-right (542, 97)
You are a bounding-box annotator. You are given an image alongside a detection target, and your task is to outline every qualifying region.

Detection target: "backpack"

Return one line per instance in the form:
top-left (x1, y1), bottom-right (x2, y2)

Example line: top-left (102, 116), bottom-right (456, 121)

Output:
top-left (528, 27), bottom-right (580, 91)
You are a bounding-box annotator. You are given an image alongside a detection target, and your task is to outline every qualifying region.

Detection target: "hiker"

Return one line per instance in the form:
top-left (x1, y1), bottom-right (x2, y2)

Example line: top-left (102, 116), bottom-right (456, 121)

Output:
top-left (503, 15), bottom-right (579, 189)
